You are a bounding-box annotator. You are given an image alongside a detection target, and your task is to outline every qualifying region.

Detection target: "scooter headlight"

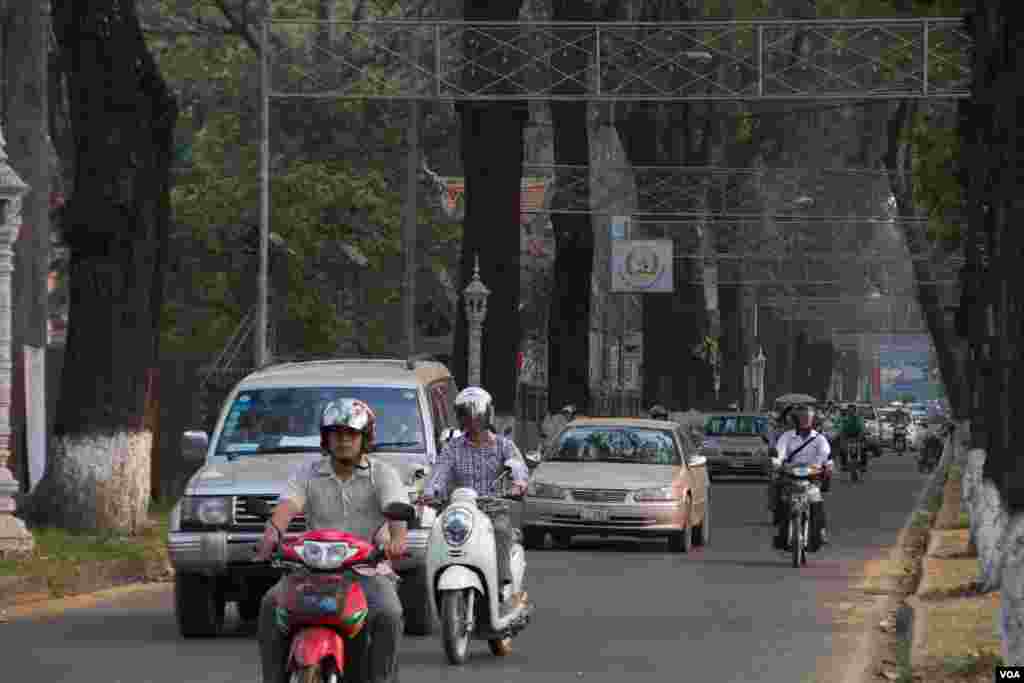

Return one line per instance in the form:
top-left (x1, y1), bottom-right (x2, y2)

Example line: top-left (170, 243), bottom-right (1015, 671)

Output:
top-left (300, 541), bottom-right (353, 570)
top-left (442, 507), bottom-right (474, 547)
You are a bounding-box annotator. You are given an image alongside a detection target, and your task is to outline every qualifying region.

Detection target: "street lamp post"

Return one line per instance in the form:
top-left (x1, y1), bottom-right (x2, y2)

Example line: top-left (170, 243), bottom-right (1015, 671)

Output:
top-left (752, 346), bottom-right (767, 412)
top-left (463, 255), bottom-right (490, 388)
top-left (0, 125), bottom-right (34, 558)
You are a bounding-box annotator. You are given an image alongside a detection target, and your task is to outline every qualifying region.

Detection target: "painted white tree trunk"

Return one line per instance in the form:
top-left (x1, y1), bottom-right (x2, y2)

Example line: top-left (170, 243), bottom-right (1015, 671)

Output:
top-left (960, 421), bottom-right (1024, 664)
top-left (36, 432), bottom-right (153, 534)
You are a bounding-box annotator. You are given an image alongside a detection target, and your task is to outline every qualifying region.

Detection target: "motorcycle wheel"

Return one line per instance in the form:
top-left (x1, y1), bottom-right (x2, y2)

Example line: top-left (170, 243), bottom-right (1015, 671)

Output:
top-left (441, 590), bottom-right (472, 666)
top-left (488, 638), bottom-right (514, 656)
top-left (288, 660), bottom-right (339, 683)
top-left (801, 515), bottom-right (810, 565)
top-left (851, 465), bottom-right (860, 483)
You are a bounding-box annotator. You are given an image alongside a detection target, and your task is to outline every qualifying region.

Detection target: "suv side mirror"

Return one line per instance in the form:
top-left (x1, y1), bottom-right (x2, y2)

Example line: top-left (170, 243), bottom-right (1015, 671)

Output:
top-left (687, 454), bottom-right (708, 468)
top-left (525, 451), bottom-right (542, 470)
top-left (182, 430), bottom-right (210, 463)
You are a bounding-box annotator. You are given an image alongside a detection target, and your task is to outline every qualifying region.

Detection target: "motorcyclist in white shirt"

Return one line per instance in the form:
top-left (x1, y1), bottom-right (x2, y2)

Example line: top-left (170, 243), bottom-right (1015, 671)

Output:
top-left (770, 403), bottom-right (833, 550)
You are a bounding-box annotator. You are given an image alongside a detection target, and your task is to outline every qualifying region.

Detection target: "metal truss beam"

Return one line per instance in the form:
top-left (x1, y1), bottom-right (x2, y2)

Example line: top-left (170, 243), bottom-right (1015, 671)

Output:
top-left (266, 18), bottom-right (969, 101)
top-left (758, 294), bottom-right (930, 305)
top-left (675, 279), bottom-right (956, 287)
top-left (520, 164), bottom-right (959, 218)
top-left (673, 252), bottom-right (963, 264)
top-left (832, 329), bottom-right (928, 336)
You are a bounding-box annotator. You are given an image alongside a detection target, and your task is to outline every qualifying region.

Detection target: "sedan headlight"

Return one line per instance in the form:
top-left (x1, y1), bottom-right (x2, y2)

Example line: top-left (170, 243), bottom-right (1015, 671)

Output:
top-left (300, 541), bottom-right (355, 570)
top-left (633, 486), bottom-right (680, 502)
top-left (442, 507), bottom-right (474, 546)
top-left (527, 482), bottom-right (567, 499)
top-left (181, 496), bottom-right (232, 526)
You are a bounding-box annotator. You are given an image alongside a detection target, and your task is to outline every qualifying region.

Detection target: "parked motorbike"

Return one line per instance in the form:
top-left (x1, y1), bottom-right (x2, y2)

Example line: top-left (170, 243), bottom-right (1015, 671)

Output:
top-left (424, 467), bottom-right (533, 665)
top-left (255, 500), bottom-right (418, 683)
top-left (842, 438), bottom-right (868, 483)
top-left (893, 428), bottom-right (908, 454)
top-left (774, 462), bottom-right (826, 568)
top-left (918, 436), bottom-right (942, 473)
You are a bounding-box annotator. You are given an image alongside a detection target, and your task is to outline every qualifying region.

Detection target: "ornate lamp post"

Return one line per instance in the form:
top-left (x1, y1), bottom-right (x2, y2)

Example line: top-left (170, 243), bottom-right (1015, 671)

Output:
top-left (463, 255), bottom-right (490, 388)
top-left (0, 126), bottom-right (34, 558)
top-left (751, 346), bottom-right (767, 412)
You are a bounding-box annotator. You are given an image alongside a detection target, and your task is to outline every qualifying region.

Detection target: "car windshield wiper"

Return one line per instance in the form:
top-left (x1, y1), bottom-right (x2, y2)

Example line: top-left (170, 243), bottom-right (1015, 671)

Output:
top-left (372, 441), bottom-right (423, 450)
top-left (218, 446), bottom-right (320, 461)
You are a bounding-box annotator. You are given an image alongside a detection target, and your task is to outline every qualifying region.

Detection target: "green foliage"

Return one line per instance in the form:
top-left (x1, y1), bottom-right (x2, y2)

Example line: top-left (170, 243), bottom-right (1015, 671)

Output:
top-left (908, 110), bottom-right (963, 244)
top-left (143, 0), bottom-right (460, 360)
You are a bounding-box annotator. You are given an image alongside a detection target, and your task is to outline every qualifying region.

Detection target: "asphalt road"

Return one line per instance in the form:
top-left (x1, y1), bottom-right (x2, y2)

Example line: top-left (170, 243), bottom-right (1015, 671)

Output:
top-left (2, 450), bottom-right (925, 683)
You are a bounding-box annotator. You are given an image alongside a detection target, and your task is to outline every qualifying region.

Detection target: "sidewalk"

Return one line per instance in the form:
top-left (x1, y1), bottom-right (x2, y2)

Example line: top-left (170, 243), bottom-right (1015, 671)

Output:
top-left (0, 506), bottom-right (174, 615)
top-left (906, 461), bottom-right (1004, 682)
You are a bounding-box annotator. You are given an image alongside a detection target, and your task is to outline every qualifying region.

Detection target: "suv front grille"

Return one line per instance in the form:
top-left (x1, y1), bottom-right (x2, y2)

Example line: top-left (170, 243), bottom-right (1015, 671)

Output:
top-left (233, 495), bottom-right (307, 533)
top-left (571, 489), bottom-right (627, 503)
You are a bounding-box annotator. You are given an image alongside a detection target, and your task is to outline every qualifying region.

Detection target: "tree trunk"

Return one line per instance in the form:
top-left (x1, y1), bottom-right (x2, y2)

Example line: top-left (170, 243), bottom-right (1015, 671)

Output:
top-left (884, 100), bottom-right (971, 420)
top-left (28, 0), bottom-right (177, 534)
top-left (545, 1), bottom-right (598, 414)
top-left (450, 1), bottom-right (526, 415)
top-left (4, 0), bottom-right (50, 491)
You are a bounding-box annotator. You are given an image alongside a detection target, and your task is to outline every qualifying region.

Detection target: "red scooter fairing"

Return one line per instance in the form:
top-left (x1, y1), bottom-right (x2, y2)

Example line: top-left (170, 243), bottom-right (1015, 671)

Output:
top-left (279, 528), bottom-right (376, 566)
top-left (288, 626), bottom-right (345, 671)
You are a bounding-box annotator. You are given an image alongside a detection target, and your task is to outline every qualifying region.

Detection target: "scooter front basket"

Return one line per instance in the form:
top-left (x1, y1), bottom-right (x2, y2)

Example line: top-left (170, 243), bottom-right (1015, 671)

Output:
top-left (281, 573), bottom-right (369, 637)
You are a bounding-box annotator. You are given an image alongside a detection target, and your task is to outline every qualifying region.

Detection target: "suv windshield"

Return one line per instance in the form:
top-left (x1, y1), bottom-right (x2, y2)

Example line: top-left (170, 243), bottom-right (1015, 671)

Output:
top-left (705, 415), bottom-right (768, 436)
top-left (215, 386), bottom-right (425, 457)
top-left (549, 427), bottom-right (681, 465)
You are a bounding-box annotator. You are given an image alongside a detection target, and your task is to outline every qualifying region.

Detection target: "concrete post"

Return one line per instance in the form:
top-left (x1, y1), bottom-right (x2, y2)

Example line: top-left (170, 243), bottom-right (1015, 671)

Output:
top-left (463, 254), bottom-right (490, 388)
top-left (0, 125), bottom-right (34, 558)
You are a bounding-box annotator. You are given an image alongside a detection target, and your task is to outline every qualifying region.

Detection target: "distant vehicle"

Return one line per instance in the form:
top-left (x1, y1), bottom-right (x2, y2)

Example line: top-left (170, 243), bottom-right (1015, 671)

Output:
top-left (699, 413), bottom-right (774, 478)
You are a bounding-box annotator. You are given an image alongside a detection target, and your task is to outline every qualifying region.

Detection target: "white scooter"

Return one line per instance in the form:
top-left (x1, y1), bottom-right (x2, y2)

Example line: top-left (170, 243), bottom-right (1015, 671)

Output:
top-left (424, 466), bottom-right (534, 665)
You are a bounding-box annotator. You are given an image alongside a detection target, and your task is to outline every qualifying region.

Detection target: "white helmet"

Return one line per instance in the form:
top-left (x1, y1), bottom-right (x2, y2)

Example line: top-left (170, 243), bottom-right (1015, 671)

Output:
top-left (454, 387), bottom-right (494, 431)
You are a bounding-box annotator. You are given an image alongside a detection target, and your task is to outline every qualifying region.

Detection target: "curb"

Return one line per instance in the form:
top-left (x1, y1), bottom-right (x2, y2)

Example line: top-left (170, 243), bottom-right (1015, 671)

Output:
top-left (0, 556), bottom-right (173, 611)
top-left (901, 436), bottom-right (958, 674)
top-left (837, 440), bottom-right (954, 683)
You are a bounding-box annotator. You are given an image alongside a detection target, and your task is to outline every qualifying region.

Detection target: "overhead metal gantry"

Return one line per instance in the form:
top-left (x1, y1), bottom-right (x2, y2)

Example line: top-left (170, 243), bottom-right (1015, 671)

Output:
top-left (522, 164), bottom-right (939, 218)
top-left (266, 18), bottom-right (969, 101)
top-left (255, 15), bottom-right (970, 369)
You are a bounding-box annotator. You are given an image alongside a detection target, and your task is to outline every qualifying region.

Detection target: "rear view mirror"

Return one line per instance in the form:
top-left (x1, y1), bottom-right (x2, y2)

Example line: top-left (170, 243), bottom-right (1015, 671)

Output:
top-left (525, 451), bottom-right (542, 470)
top-left (383, 501), bottom-right (418, 524)
top-left (182, 430), bottom-right (210, 463)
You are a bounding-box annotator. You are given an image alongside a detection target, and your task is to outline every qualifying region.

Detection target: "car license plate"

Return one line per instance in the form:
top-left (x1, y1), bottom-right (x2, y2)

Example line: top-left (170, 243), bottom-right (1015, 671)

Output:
top-left (580, 508), bottom-right (608, 522)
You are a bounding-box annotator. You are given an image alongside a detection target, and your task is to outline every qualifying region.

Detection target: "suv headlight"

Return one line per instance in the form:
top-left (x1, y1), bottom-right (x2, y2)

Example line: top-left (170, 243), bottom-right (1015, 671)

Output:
top-left (527, 482), bottom-right (567, 499)
top-left (442, 507), bottom-right (474, 546)
top-left (181, 496), bottom-right (232, 526)
top-left (633, 486), bottom-right (680, 502)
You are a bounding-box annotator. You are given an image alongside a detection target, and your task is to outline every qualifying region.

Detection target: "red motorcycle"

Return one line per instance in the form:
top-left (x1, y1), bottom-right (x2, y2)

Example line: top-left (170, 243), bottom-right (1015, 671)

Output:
top-left (259, 501), bottom-right (417, 683)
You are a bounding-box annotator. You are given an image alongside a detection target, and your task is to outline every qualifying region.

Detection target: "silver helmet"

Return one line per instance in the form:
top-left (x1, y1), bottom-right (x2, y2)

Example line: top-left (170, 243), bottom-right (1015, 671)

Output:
top-left (454, 387), bottom-right (494, 431)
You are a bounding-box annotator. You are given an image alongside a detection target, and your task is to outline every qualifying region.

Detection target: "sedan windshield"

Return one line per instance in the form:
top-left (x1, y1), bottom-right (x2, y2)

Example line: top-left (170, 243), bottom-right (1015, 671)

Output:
top-left (705, 415), bottom-right (768, 436)
top-left (214, 386), bottom-right (425, 457)
top-left (548, 427), bottom-right (681, 465)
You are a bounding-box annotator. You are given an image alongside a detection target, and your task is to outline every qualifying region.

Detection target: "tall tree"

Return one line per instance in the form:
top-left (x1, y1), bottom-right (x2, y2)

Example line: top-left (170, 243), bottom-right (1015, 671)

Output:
top-left (28, 0), bottom-right (177, 533)
top-left (545, 0), bottom-right (611, 413)
top-left (451, 0), bottom-right (527, 418)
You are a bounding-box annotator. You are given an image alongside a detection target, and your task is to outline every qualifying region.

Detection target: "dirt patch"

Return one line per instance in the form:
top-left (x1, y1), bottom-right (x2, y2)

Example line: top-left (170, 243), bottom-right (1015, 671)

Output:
top-left (914, 593), bottom-right (1002, 672)
top-left (935, 475), bottom-right (964, 530)
top-left (918, 557), bottom-right (983, 600)
top-left (928, 529), bottom-right (973, 559)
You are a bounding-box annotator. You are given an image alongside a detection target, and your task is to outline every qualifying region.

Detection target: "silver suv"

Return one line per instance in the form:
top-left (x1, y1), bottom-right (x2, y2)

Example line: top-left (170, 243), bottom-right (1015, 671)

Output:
top-left (167, 358), bottom-right (459, 638)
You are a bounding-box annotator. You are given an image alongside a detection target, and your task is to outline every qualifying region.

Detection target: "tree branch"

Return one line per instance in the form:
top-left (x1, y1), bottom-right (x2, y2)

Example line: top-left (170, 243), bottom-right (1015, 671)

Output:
top-left (212, 0), bottom-right (261, 53)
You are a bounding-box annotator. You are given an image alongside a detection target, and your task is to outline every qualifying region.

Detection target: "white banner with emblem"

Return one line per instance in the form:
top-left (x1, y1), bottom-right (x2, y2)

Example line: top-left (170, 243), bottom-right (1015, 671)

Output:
top-left (611, 240), bottom-right (674, 293)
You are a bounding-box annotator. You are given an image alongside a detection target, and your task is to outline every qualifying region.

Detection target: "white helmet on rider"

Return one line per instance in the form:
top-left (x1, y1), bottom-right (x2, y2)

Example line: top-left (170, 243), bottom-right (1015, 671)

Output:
top-left (454, 387), bottom-right (495, 433)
